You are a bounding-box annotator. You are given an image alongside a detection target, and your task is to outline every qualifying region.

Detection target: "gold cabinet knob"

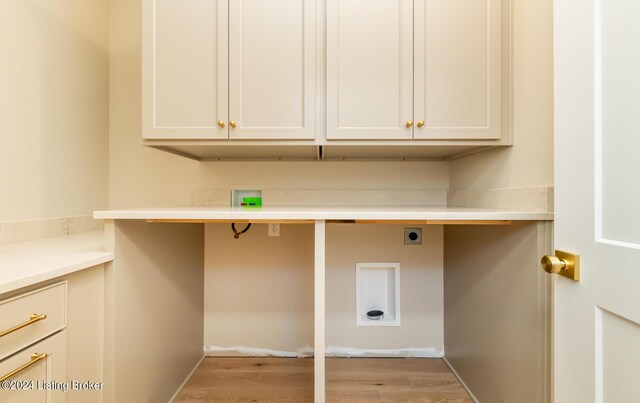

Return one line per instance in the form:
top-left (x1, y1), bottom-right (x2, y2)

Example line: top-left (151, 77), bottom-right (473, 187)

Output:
top-left (229, 121), bottom-right (237, 128)
top-left (417, 120), bottom-right (425, 128)
top-left (217, 121), bottom-right (226, 128)
top-left (540, 255), bottom-right (568, 274)
top-left (540, 250), bottom-right (580, 281)
top-left (405, 120), bottom-right (413, 128)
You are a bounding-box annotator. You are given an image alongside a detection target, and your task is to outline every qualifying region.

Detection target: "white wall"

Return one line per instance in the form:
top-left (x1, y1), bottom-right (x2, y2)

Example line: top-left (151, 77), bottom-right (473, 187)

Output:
top-left (204, 224), bottom-right (314, 354)
top-left (204, 224), bottom-right (443, 355)
top-left (449, 0), bottom-right (554, 190)
top-left (197, 161), bottom-right (448, 193)
top-left (0, 0), bottom-right (109, 221)
top-left (109, 0), bottom-right (200, 210)
top-left (326, 224), bottom-right (443, 354)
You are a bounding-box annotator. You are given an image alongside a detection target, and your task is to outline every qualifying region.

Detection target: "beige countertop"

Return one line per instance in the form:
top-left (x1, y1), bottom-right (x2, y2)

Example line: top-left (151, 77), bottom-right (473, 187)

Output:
top-left (0, 231), bottom-right (112, 295)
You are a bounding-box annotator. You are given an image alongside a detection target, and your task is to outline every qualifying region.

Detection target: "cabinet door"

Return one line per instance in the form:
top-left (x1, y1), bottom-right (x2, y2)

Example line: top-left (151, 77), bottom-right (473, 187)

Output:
top-left (0, 331), bottom-right (67, 403)
top-left (414, 0), bottom-right (502, 139)
top-left (142, 0), bottom-right (228, 139)
top-left (228, 0), bottom-right (316, 140)
top-left (327, 0), bottom-right (414, 140)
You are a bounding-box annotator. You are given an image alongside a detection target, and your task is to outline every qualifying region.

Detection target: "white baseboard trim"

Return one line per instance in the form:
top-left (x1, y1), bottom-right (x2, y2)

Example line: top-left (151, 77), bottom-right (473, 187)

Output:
top-left (204, 345), bottom-right (443, 358)
top-left (325, 346), bottom-right (443, 358)
top-left (443, 356), bottom-right (480, 403)
top-left (168, 355), bottom-right (205, 403)
top-left (205, 345), bottom-right (314, 358)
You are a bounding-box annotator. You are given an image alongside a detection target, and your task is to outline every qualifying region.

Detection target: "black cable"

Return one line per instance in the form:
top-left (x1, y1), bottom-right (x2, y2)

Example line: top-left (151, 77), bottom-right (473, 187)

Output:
top-left (231, 223), bottom-right (252, 239)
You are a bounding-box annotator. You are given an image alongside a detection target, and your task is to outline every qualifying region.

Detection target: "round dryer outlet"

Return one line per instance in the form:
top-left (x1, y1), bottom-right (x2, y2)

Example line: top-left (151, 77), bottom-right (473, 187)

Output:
top-left (404, 228), bottom-right (422, 245)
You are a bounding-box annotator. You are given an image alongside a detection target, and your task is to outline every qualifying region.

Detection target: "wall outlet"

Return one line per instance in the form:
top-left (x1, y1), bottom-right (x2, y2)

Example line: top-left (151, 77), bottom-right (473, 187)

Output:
top-left (404, 228), bottom-right (422, 245)
top-left (268, 223), bottom-right (280, 237)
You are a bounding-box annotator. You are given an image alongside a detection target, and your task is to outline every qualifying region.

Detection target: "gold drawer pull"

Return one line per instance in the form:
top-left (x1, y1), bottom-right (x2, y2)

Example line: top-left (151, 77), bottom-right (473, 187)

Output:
top-left (0, 314), bottom-right (47, 338)
top-left (0, 353), bottom-right (48, 382)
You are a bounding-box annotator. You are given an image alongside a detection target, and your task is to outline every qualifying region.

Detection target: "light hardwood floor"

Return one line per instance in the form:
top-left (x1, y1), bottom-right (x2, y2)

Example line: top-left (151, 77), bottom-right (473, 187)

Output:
top-left (174, 357), bottom-right (473, 402)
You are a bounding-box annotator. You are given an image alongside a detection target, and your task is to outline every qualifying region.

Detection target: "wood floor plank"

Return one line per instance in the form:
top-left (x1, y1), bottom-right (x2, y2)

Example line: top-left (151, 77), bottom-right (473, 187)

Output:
top-left (174, 357), bottom-right (472, 403)
top-left (326, 358), bottom-right (451, 374)
top-left (326, 390), bottom-right (381, 403)
top-left (407, 374), bottom-right (469, 389)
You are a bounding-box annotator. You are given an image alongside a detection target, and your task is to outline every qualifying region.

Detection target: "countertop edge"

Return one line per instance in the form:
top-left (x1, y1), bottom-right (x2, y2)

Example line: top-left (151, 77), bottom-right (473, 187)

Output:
top-left (94, 208), bottom-right (554, 221)
top-left (0, 253), bottom-right (113, 296)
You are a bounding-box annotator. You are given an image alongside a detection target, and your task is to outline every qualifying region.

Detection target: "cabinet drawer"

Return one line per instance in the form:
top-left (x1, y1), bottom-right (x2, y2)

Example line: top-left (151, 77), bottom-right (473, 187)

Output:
top-left (0, 330), bottom-right (67, 403)
top-left (0, 283), bottom-right (67, 360)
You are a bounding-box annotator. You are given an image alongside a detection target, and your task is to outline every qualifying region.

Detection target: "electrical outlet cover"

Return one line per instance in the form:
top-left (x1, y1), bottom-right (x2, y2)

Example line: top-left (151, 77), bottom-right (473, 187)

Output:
top-left (268, 223), bottom-right (280, 237)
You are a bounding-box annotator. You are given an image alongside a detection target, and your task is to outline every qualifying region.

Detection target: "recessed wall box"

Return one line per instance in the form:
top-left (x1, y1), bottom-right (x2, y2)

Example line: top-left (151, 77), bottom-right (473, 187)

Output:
top-left (356, 263), bottom-right (401, 327)
top-left (232, 189), bottom-right (262, 207)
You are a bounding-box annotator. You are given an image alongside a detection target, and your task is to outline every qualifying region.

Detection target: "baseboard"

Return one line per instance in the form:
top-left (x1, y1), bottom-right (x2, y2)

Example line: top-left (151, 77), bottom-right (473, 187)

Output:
top-left (168, 355), bottom-right (205, 403)
top-left (325, 346), bottom-right (443, 358)
top-left (443, 357), bottom-right (480, 403)
top-left (204, 345), bottom-right (443, 358)
top-left (205, 345), bottom-right (313, 358)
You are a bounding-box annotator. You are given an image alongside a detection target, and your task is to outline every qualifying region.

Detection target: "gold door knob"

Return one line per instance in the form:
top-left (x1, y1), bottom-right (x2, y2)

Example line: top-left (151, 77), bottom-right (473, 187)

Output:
top-left (229, 121), bottom-right (237, 128)
top-left (540, 255), bottom-right (568, 274)
top-left (405, 120), bottom-right (413, 128)
top-left (540, 250), bottom-right (580, 281)
top-left (417, 120), bottom-right (425, 128)
top-left (217, 121), bottom-right (225, 128)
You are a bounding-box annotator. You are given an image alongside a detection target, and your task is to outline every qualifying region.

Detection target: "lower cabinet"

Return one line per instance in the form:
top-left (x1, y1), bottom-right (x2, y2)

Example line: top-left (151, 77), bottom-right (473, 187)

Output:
top-left (0, 265), bottom-right (105, 403)
top-left (0, 283), bottom-right (66, 361)
top-left (0, 331), bottom-right (67, 403)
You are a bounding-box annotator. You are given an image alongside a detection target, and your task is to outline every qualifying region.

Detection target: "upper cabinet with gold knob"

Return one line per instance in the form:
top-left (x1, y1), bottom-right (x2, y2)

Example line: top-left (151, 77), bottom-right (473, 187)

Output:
top-left (228, 0), bottom-right (316, 140)
top-left (327, 0), bottom-right (505, 141)
top-left (142, 0), bottom-right (229, 140)
top-left (326, 0), bottom-right (414, 140)
top-left (413, 0), bottom-right (502, 140)
top-left (142, 0), bottom-right (317, 141)
top-left (141, 0), bottom-right (511, 159)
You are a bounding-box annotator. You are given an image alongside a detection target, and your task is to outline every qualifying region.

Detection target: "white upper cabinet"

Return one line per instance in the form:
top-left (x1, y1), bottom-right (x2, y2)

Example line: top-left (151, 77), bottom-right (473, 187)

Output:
top-left (413, 0), bottom-right (502, 139)
top-left (142, 0), bottom-right (229, 140)
top-left (143, 0), bottom-right (316, 141)
top-left (141, 0), bottom-right (509, 154)
top-left (228, 0), bottom-right (316, 140)
top-left (327, 0), bottom-right (503, 141)
top-left (326, 0), bottom-right (414, 140)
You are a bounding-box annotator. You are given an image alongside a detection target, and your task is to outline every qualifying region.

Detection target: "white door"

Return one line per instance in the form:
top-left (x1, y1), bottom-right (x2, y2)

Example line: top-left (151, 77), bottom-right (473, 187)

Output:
top-left (142, 0), bottom-right (228, 139)
top-left (326, 0), bottom-right (414, 140)
top-left (554, 0), bottom-right (640, 402)
top-left (228, 0), bottom-right (316, 140)
top-left (413, 0), bottom-right (502, 139)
